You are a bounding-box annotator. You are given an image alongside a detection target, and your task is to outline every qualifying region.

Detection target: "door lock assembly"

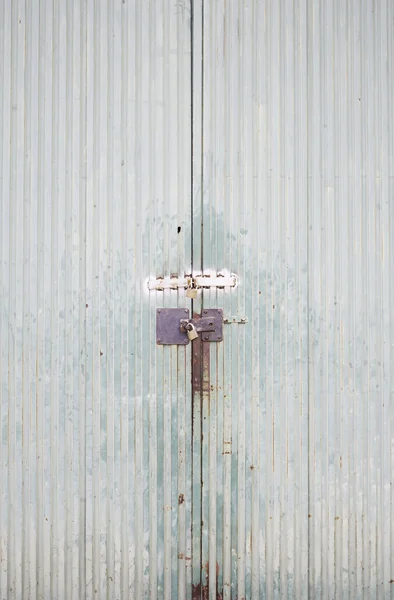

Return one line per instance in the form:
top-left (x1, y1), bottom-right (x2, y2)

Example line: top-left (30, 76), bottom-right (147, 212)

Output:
top-left (156, 308), bottom-right (223, 345)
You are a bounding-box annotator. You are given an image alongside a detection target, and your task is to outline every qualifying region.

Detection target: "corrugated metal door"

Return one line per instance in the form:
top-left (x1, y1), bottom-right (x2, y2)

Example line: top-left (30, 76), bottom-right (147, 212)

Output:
top-left (1, 1), bottom-right (394, 599)
top-left (195, 1), bottom-right (394, 599)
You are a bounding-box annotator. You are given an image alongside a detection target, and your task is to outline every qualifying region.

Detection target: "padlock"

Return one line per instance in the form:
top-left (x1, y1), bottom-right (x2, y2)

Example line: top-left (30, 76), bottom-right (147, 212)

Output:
top-left (186, 287), bottom-right (198, 299)
top-left (186, 322), bottom-right (199, 341)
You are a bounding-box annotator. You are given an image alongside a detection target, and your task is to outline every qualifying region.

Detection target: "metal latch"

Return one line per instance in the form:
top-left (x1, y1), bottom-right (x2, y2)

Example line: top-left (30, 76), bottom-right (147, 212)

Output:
top-left (147, 273), bottom-right (238, 291)
top-left (156, 308), bottom-right (223, 345)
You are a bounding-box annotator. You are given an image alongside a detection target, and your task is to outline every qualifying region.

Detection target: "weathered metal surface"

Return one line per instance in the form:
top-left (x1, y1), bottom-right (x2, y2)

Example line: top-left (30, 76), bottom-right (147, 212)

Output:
top-left (196, 0), bottom-right (394, 599)
top-left (1, 0), bottom-right (394, 598)
top-left (307, 2), bottom-right (394, 597)
top-left (0, 1), bottom-right (192, 599)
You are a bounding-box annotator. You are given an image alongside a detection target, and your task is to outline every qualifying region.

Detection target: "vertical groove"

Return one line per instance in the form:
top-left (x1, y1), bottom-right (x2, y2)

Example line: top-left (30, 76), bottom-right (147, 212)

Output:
top-left (36, 0), bottom-right (53, 594)
top-left (106, 0), bottom-right (114, 596)
top-left (64, 0), bottom-right (73, 596)
top-left (191, 1), bottom-right (204, 596)
top-left (119, 0), bottom-right (129, 596)
top-left (0, 4), bottom-right (9, 598)
top-left (50, 0), bottom-right (60, 596)
top-left (119, 4), bottom-right (130, 598)
top-left (78, 0), bottom-right (87, 595)
top-left (148, 2), bottom-right (157, 599)
top-left (91, 1), bottom-right (101, 594)
top-left (134, 1), bottom-right (142, 595)
top-left (22, 0), bottom-right (32, 595)
top-left (8, 1), bottom-right (22, 597)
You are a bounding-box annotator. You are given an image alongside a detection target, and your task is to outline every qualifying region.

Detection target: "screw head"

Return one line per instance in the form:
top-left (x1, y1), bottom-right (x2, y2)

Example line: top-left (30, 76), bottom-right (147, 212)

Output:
top-left (204, 335), bottom-right (209, 341)
top-left (203, 310), bottom-right (207, 314)
top-left (157, 309), bottom-right (161, 313)
top-left (157, 339), bottom-right (161, 343)
top-left (184, 309), bottom-right (188, 313)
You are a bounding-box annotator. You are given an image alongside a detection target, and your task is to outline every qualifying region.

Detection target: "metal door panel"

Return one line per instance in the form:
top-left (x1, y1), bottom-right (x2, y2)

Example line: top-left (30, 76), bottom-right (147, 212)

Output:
top-left (0, 1), bottom-right (192, 598)
top-left (197, 1), bottom-right (394, 599)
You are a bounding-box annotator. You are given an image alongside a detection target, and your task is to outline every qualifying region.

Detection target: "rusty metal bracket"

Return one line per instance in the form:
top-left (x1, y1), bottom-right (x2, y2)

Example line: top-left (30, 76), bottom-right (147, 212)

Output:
top-left (156, 308), bottom-right (223, 345)
top-left (191, 309), bottom-right (223, 342)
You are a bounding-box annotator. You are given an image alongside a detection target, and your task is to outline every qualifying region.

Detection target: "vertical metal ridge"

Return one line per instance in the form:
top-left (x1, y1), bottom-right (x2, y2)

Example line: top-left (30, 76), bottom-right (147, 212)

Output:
top-left (147, 2), bottom-right (158, 599)
top-left (378, 1), bottom-right (391, 594)
top-left (250, 1), bottom-right (261, 597)
top-left (191, 1), bottom-right (204, 595)
top-left (154, 1), bottom-right (164, 595)
top-left (78, 1), bottom-right (87, 597)
top-left (125, 3), bottom-right (136, 595)
top-left (385, 1), bottom-right (394, 593)
top-left (133, 1), bottom-right (143, 596)
top-left (85, 2), bottom-right (94, 594)
top-left (99, 3), bottom-right (109, 595)
top-left (237, 3), bottom-right (246, 598)
top-left (64, 0), bottom-right (74, 595)
top-left (162, 4), bottom-right (171, 597)
top-left (347, 3), bottom-right (356, 596)
top-left (8, 1), bottom-right (22, 597)
top-left (119, 1), bottom-right (129, 596)
top-left (50, 1), bottom-right (60, 596)
top-left (22, 1), bottom-right (33, 596)
top-left (0, 4), bottom-right (9, 599)
top-left (106, 0), bottom-right (115, 596)
top-left (91, 0), bottom-right (101, 594)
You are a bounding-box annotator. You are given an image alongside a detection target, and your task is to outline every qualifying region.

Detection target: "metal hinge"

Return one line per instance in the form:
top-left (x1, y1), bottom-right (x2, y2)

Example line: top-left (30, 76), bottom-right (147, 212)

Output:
top-left (156, 308), bottom-right (223, 345)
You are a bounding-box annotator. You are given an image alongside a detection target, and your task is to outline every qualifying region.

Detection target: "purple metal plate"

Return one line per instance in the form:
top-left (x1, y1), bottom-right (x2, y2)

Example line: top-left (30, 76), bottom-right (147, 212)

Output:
top-left (197, 309), bottom-right (223, 342)
top-left (156, 308), bottom-right (190, 345)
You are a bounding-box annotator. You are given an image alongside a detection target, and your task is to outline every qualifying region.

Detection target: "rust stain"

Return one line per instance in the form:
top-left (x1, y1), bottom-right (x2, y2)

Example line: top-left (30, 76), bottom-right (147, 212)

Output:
top-left (192, 313), bottom-right (211, 396)
top-left (222, 439), bottom-right (232, 455)
top-left (192, 582), bottom-right (202, 599)
top-left (192, 327), bottom-right (202, 393)
top-left (192, 314), bottom-right (223, 600)
top-left (192, 562), bottom-right (225, 600)
top-left (178, 493), bottom-right (185, 504)
top-left (178, 553), bottom-right (192, 561)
